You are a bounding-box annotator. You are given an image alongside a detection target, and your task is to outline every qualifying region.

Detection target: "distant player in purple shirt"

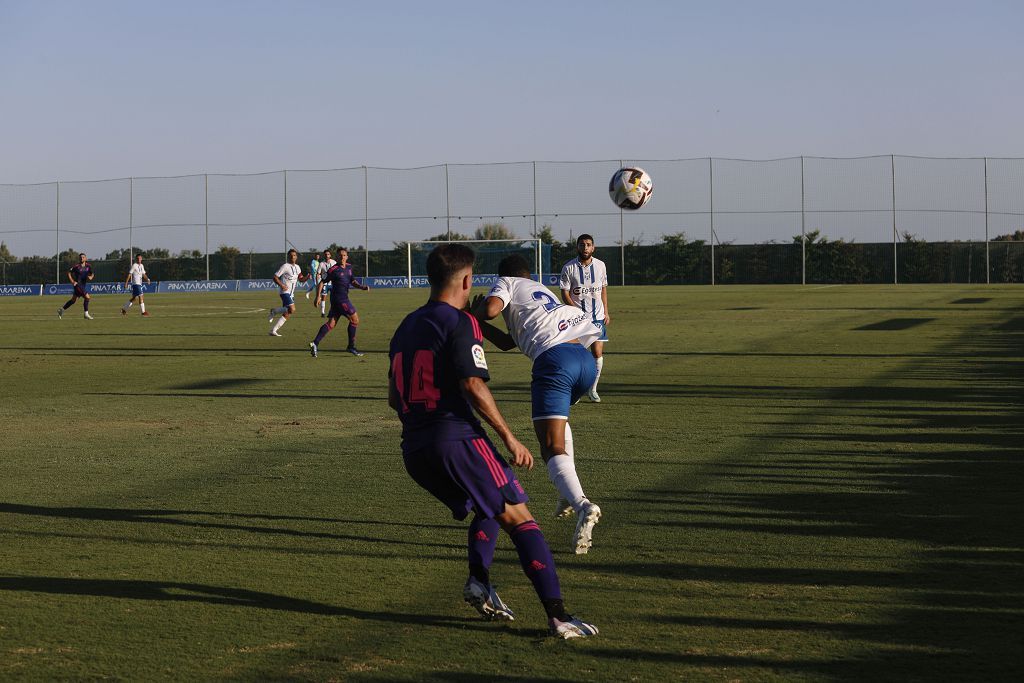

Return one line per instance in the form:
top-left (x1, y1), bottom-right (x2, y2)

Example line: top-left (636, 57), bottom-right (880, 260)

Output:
top-left (387, 242), bottom-right (598, 639)
top-left (309, 248), bottom-right (370, 357)
top-left (58, 252), bottom-right (95, 320)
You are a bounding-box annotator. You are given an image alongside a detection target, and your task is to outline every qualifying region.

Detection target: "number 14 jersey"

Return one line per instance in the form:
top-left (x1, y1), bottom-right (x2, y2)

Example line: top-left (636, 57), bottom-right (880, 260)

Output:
top-left (389, 300), bottom-right (491, 451)
top-left (487, 276), bottom-right (603, 362)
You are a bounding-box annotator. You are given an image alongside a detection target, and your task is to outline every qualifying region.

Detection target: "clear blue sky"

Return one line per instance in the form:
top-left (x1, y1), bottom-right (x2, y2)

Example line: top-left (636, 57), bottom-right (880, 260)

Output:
top-left (2, 0), bottom-right (1023, 184)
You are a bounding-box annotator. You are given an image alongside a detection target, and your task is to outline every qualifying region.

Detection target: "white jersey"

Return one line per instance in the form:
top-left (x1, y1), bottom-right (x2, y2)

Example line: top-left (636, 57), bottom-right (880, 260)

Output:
top-left (275, 263), bottom-right (302, 295)
top-left (487, 276), bottom-right (602, 362)
top-left (559, 257), bottom-right (608, 323)
top-left (128, 263), bottom-right (147, 286)
top-left (318, 258), bottom-right (336, 282)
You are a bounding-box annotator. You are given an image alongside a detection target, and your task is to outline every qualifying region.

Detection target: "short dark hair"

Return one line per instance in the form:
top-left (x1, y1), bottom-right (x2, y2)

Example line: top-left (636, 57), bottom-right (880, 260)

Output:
top-left (498, 254), bottom-right (531, 278)
top-left (427, 243), bottom-right (475, 287)
top-left (577, 234), bottom-right (594, 245)
top-left (287, 248), bottom-right (298, 257)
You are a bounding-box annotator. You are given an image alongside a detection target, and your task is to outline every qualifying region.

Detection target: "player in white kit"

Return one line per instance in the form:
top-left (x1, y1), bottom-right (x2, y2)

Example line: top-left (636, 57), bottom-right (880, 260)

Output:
top-left (559, 234), bottom-right (609, 403)
top-left (121, 254), bottom-right (152, 317)
top-left (316, 249), bottom-right (337, 317)
top-left (267, 249), bottom-right (307, 336)
top-left (471, 254), bottom-right (603, 554)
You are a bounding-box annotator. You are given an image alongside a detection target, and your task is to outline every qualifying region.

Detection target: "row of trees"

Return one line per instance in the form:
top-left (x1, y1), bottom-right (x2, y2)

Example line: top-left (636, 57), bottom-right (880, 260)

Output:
top-left (3, 226), bottom-right (1023, 285)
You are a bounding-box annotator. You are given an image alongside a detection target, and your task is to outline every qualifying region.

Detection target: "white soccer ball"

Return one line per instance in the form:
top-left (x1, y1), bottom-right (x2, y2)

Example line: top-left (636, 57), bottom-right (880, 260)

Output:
top-left (608, 166), bottom-right (654, 210)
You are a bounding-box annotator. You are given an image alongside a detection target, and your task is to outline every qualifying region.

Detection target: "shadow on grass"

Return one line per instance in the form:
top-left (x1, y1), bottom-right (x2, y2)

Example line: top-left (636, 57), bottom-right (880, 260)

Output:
top-left (0, 576), bottom-right (496, 632)
top-left (593, 303), bottom-right (1024, 680)
top-left (0, 502), bottom-right (460, 550)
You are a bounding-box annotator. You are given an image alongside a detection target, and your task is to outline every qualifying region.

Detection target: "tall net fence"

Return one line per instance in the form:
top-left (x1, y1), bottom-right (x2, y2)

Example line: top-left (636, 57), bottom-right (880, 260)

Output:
top-left (2, 157), bottom-right (1023, 285)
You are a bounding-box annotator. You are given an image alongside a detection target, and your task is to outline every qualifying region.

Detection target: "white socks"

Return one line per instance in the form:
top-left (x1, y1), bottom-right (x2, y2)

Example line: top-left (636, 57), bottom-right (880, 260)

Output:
top-left (272, 316), bottom-right (288, 333)
top-left (320, 300), bottom-right (326, 314)
top-left (140, 302), bottom-right (145, 313)
top-left (592, 356), bottom-right (604, 392)
top-left (123, 301), bottom-right (132, 311)
top-left (546, 423), bottom-right (587, 512)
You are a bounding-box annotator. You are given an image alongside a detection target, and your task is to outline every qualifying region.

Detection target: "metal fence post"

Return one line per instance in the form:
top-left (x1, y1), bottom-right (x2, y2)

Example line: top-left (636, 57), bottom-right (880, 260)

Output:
top-left (129, 176), bottom-right (134, 263)
top-left (204, 174), bottom-right (209, 281)
top-left (984, 157), bottom-right (990, 284)
top-left (891, 155), bottom-right (898, 285)
top-left (444, 163), bottom-right (451, 241)
top-left (364, 165), bottom-right (369, 278)
top-left (800, 156), bottom-right (806, 285)
top-left (283, 169), bottom-right (288, 254)
top-left (55, 181), bottom-right (60, 282)
top-left (532, 160), bottom-right (537, 240)
top-left (709, 157), bottom-right (715, 286)
top-left (619, 160), bottom-right (625, 286)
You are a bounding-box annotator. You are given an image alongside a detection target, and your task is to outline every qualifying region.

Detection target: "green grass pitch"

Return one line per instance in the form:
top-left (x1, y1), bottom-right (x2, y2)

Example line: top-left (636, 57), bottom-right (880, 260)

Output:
top-left (0, 285), bottom-right (1021, 681)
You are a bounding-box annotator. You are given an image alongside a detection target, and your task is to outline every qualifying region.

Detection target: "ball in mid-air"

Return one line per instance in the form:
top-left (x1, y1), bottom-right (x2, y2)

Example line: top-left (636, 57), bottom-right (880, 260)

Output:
top-left (608, 166), bottom-right (654, 210)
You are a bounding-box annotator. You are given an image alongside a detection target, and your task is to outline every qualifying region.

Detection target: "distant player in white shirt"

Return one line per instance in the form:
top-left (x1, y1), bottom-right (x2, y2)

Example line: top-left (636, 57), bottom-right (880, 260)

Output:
top-left (267, 249), bottom-right (307, 336)
top-left (472, 254), bottom-right (603, 554)
top-left (316, 249), bottom-right (336, 317)
top-left (121, 254), bottom-right (152, 317)
top-left (560, 234), bottom-right (609, 402)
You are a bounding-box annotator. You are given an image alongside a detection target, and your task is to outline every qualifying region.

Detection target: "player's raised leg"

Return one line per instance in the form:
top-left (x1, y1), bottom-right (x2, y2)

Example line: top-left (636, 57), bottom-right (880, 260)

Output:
top-left (535, 418), bottom-right (601, 554)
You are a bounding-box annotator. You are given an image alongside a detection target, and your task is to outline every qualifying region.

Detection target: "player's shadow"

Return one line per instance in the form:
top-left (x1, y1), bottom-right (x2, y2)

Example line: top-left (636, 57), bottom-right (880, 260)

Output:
top-left (0, 576), bottom-right (494, 632)
top-left (0, 502), bottom-right (460, 550)
top-left (86, 391), bottom-right (384, 401)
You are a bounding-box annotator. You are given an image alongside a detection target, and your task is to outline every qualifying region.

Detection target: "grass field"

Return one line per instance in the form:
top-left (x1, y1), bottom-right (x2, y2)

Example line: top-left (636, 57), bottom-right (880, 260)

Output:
top-left (1, 284), bottom-right (1022, 681)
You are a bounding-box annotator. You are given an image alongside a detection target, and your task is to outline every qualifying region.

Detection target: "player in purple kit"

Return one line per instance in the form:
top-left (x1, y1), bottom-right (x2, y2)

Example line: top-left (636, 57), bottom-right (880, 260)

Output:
top-left (387, 243), bottom-right (598, 639)
top-left (58, 252), bottom-right (95, 319)
top-left (309, 248), bottom-right (370, 357)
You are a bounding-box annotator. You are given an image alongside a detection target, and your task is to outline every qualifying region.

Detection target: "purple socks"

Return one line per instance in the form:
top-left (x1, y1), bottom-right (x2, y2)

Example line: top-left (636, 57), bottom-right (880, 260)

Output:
top-left (509, 520), bottom-right (561, 601)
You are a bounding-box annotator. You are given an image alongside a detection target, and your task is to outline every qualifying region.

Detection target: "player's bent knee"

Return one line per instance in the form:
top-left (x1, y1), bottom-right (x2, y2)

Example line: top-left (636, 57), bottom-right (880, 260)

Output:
top-left (495, 503), bottom-right (534, 532)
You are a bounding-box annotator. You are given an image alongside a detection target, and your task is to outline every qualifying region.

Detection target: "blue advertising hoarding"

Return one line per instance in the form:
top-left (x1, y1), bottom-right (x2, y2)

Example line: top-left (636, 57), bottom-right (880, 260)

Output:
top-left (0, 284), bottom-right (42, 296)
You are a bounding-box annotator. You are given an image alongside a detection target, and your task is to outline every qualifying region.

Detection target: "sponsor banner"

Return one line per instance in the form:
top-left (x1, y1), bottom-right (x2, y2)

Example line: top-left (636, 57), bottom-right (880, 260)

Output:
top-left (366, 275), bottom-right (428, 289)
top-left (365, 274), bottom-right (557, 289)
top-left (0, 284), bottom-right (42, 296)
top-left (158, 280), bottom-right (237, 293)
top-left (238, 279), bottom-right (278, 292)
top-left (44, 282), bottom-right (131, 296)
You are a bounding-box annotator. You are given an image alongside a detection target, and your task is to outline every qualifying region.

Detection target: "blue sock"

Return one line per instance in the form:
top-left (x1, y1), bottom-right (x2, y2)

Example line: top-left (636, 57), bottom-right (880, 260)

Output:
top-left (83, 299), bottom-right (89, 312)
top-left (347, 323), bottom-right (357, 347)
top-left (509, 520), bottom-right (561, 601)
top-left (468, 516), bottom-right (499, 584)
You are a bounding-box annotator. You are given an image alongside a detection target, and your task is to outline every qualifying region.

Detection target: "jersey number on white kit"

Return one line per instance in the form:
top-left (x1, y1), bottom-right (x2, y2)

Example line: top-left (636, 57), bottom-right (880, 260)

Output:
top-left (532, 290), bottom-right (560, 311)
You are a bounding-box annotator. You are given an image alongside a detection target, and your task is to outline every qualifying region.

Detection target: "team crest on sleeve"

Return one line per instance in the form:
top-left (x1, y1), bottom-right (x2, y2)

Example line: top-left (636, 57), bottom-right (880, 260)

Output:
top-left (471, 344), bottom-right (488, 369)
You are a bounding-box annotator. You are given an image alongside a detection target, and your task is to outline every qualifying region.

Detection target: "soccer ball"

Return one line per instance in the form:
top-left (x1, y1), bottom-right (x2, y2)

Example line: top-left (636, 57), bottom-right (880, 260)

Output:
top-left (608, 167), bottom-right (654, 210)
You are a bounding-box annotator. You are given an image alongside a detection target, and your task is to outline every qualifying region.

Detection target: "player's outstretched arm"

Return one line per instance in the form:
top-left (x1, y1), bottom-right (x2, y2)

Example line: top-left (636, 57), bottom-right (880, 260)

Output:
top-left (460, 376), bottom-right (533, 469)
top-left (478, 320), bottom-right (516, 351)
top-left (470, 293), bottom-right (504, 321)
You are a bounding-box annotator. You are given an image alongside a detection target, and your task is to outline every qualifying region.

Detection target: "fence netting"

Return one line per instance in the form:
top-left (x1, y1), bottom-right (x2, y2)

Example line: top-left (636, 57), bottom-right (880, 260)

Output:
top-left (2, 157), bottom-right (1023, 286)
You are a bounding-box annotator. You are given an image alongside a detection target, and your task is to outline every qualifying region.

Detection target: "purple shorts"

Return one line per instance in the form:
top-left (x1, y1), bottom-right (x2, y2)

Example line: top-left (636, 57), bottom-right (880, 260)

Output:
top-left (403, 436), bottom-right (529, 520)
top-left (328, 299), bottom-right (356, 320)
top-left (74, 285), bottom-right (88, 298)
